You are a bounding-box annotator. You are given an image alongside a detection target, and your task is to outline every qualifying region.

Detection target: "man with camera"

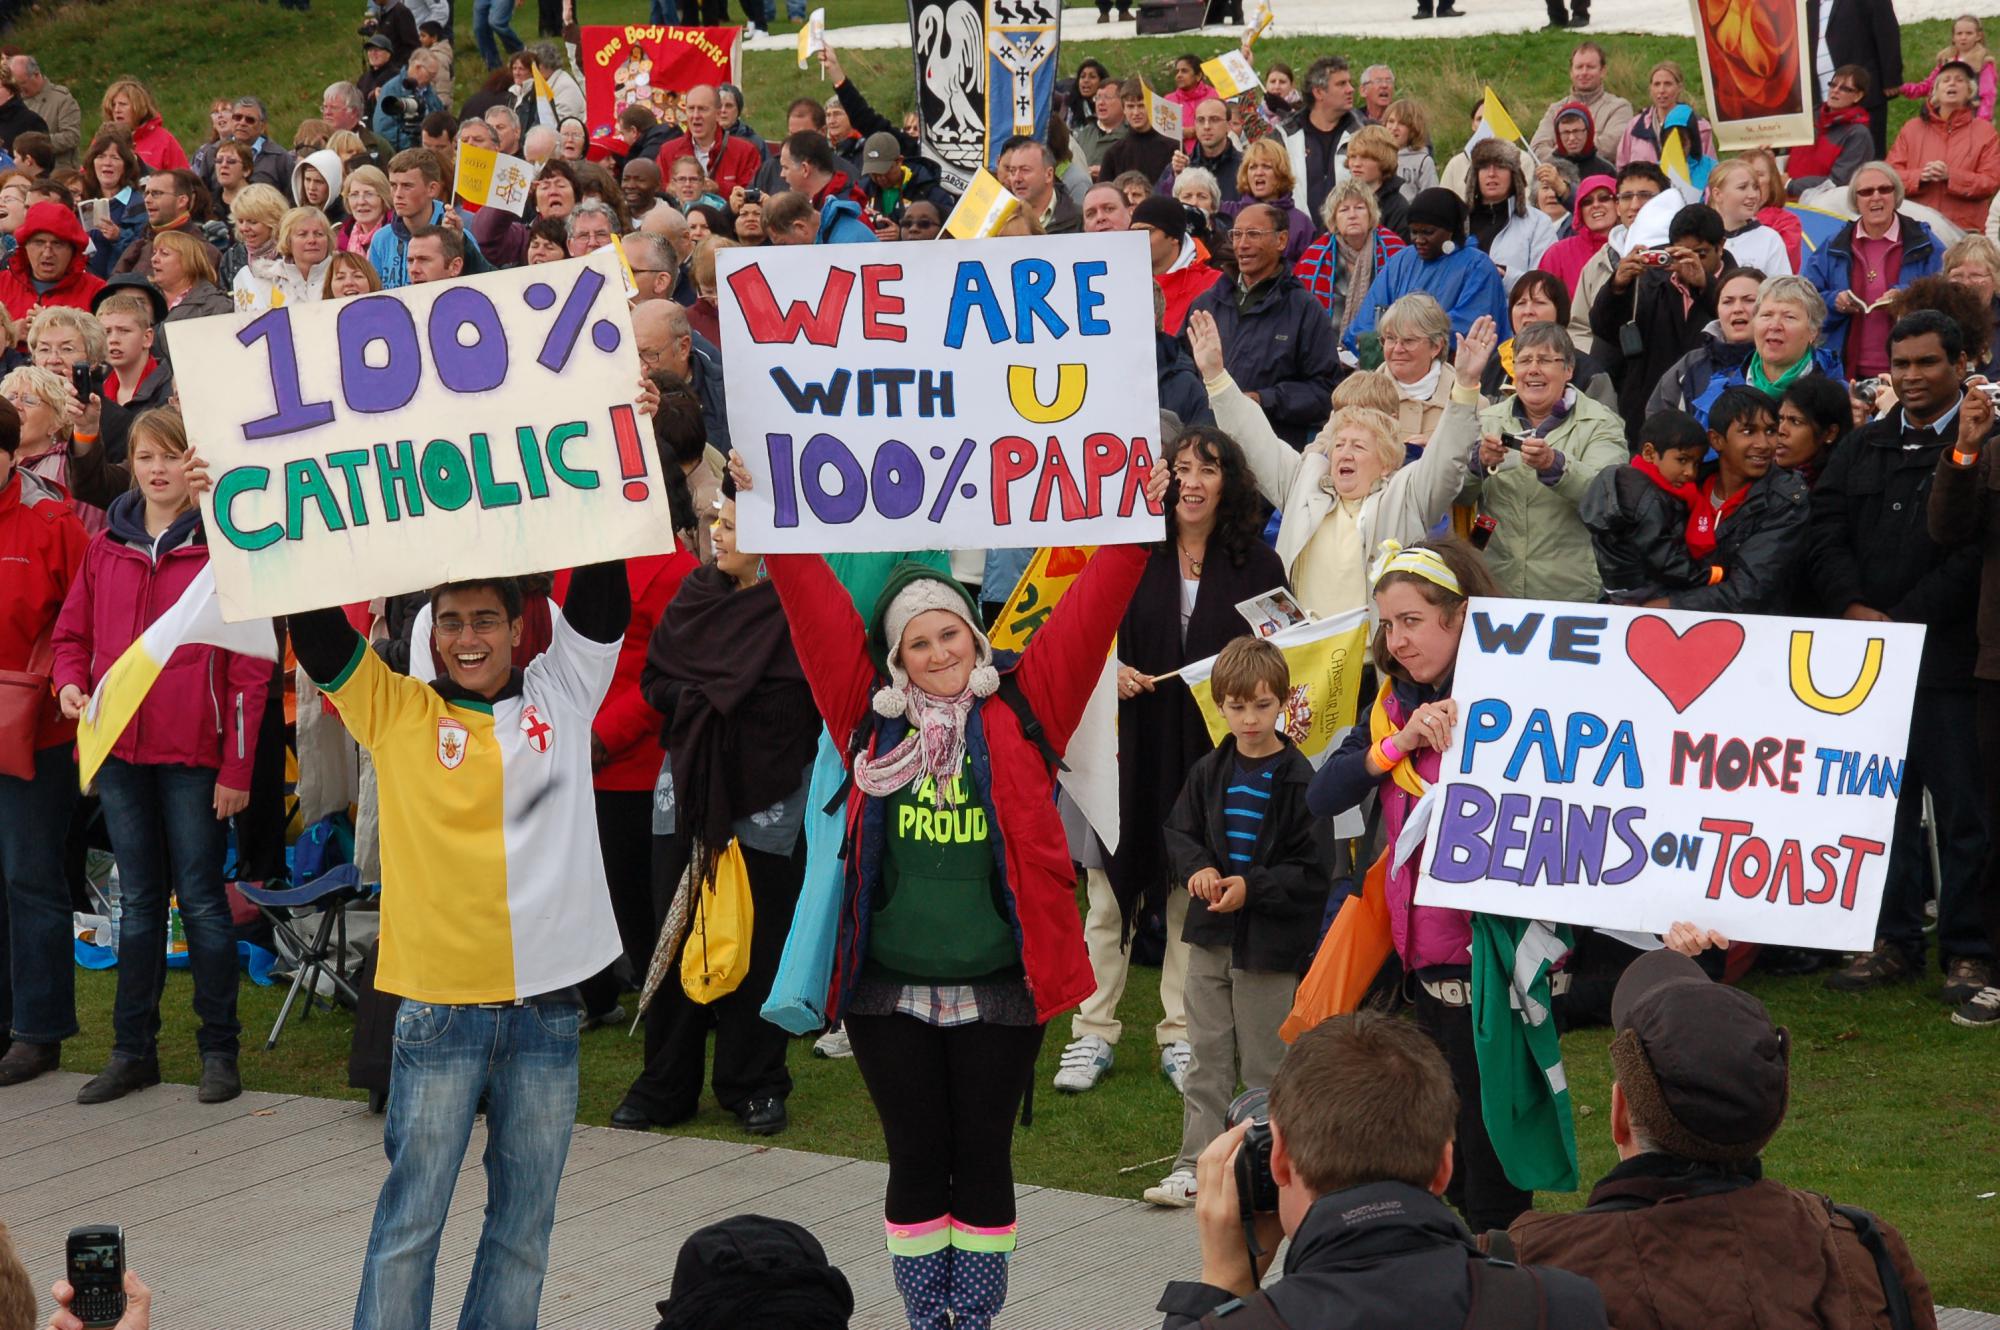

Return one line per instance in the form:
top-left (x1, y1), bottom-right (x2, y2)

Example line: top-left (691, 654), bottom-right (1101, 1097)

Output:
top-left (1156, 1012), bottom-right (1606, 1330)
top-left (371, 49), bottom-right (446, 154)
top-left (1492, 933), bottom-right (1936, 1330)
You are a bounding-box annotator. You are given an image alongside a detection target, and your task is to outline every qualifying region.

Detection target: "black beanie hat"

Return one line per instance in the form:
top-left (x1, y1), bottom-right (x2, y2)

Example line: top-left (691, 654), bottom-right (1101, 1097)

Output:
top-left (1132, 193), bottom-right (1190, 240)
top-left (1407, 187), bottom-right (1467, 237)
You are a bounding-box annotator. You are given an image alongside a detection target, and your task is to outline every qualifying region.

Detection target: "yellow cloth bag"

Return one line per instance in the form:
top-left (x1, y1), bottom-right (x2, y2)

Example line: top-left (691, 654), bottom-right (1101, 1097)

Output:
top-left (681, 840), bottom-right (755, 1004)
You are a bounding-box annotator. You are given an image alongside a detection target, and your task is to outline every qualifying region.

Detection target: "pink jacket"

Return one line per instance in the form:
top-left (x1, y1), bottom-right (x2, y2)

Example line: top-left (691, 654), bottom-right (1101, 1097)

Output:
top-left (51, 494), bottom-right (267, 788)
top-left (1377, 687), bottom-right (1472, 969)
top-left (1888, 104), bottom-right (2000, 233)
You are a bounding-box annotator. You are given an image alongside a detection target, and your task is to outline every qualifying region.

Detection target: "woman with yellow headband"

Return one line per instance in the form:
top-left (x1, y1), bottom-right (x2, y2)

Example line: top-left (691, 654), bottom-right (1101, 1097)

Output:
top-left (1305, 535), bottom-right (1533, 1233)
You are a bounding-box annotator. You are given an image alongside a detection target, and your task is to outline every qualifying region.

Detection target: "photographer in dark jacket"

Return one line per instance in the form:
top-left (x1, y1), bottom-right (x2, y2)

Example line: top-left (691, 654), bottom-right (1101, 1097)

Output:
top-left (1810, 309), bottom-right (1993, 1004)
top-left (1157, 1012), bottom-right (1606, 1330)
top-left (1591, 203), bottom-right (1732, 441)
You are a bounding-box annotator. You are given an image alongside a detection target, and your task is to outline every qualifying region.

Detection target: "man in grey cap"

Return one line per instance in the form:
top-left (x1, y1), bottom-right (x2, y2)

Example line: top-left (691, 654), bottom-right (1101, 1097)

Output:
top-left (855, 130), bottom-right (950, 242)
top-left (1492, 931), bottom-right (1937, 1330)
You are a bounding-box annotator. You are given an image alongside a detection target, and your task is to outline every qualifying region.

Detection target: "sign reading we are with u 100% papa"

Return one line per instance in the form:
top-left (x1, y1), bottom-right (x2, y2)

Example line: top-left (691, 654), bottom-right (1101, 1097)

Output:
top-left (716, 232), bottom-right (1166, 553)
top-left (174, 247), bottom-right (678, 621)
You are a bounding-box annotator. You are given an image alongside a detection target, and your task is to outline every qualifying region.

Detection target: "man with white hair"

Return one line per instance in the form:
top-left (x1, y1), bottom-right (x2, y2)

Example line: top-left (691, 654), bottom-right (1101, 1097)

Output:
top-left (521, 124), bottom-right (556, 166)
top-left (7, 55), bottom-right (78, 168)
top-left (641, 205), bottom-right (699, 304)
top-left (622, 232), bottom-right (679, 303)
top-left (373, 52), bottom-right (446, 153)
top-left (566, 199), bottom-right (615, 257)
top-left (634, 298), bottom-right (731, 449)
top-left (321, 81), bottom-right (392, 166)
top-left (199, 96), bottom-right (296, 199)
top-left (1359, 65), bottom-right (1394, 123)
top-left (484, 104), bottom-right (522, 156)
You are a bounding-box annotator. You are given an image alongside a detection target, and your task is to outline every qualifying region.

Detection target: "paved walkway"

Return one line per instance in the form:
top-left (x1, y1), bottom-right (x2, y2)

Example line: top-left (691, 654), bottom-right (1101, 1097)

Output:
top-left (3, 1072), bottom-right (1994, 1329)
top-left (742, 0), bottom-right (1972, 50)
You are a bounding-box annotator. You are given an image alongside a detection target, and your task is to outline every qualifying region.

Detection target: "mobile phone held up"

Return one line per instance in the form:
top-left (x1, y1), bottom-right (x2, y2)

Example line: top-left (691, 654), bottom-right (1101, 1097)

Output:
top-left (66, 1225), bottom-right (125, 1328)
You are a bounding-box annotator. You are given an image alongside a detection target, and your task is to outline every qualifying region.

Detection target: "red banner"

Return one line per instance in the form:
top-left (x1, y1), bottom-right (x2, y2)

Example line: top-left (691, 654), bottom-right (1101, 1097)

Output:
top-left (579, 25), bottom-right (741, 151)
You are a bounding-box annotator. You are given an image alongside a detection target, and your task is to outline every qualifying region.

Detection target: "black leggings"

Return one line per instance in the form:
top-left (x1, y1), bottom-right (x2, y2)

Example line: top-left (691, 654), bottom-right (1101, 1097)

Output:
top-left (846, 1013), bottom-right (1045, 1227)
top-left (1974, 682), bottom-right (2000, 957)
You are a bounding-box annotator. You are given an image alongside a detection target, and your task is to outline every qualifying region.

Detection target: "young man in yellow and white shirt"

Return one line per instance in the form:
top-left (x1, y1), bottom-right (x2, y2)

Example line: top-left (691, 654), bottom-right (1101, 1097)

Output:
top-left (291, 562), bottom-right (629, 1330)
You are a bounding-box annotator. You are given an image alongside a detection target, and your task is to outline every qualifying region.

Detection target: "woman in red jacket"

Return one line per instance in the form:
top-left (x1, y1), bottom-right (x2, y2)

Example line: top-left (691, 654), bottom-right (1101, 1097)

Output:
top-left (0, 399), bottom-right (89, 1089)
top-left (52, 408), bottom-right (267, 1107)
top-left (749, 453), bottom-right (1150, 1330)
top-left (99, 79), bottom-right (188, 172)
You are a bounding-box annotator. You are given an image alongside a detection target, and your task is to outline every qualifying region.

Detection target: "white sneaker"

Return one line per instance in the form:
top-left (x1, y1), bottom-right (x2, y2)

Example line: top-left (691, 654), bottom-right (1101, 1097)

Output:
top-left (1053, 1034), bottom-right (1113, 1091)
top-left (1160, 1040), bottom-right (1192, 1095)
top-left (1143, 1167), bottom-right (1198, 1207)
top-left (813, 1025), bottom-right (852, 1058)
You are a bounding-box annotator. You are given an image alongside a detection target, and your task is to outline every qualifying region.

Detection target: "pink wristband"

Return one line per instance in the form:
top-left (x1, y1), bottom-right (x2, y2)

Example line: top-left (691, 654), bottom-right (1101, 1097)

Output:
top-left (1378, 736), bottom-right (1404, 766)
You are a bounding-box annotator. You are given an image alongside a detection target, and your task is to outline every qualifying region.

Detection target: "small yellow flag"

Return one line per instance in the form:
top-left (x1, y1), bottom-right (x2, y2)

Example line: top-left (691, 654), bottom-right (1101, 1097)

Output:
top-left (797, 8), bottom-right (825, 68)
top-left (944, 167), bottom-right (1021, 238)
top-left (1180, 611), bottom-right (1371, 763)
top-left (1246, 0), bottom-right (1274, 42)
top-left (1481, 85), bottom-right (1526, 148)
top-left (1201, 50), bottom-right (1262, 100)
top-left (1658, 124), bottom-right (1691, 188)
top-left (989, 546), bottom-right (1096, 652)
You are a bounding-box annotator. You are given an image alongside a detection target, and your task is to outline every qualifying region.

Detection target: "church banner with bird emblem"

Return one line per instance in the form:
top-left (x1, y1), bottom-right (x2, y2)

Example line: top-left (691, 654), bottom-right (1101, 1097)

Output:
top-left (909, 0), bottom-right (991, 192)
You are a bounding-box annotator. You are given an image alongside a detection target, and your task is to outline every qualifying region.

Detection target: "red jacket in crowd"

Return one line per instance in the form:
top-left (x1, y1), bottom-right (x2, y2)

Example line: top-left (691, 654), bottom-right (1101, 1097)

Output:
top-left (127, 115), bottom-right (189, 172)
top-left (658, 133), bottom-right (765, 200)
top-left (1888, 104), bottom-right (2000, 233)
top-left (0, 466), bottom-right (88, 752)
top-left (592, 546), bottom-right (699, 792)
top-left (0, 202), bottom-right (106, 322)
top-left (768, 543), bottom-right (1149, 1025)
top-left (51, 493), bottom-right (268, 789)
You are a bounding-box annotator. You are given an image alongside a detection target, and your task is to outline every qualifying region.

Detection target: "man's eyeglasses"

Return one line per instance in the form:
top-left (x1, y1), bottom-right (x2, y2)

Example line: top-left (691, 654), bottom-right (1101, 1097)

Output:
top-left (437, 613), bottom-right (507, 637)
top-left (1615, 190), bottom-right (1660, 203)
top-left (1231, 228), bottom-right (1278, 241)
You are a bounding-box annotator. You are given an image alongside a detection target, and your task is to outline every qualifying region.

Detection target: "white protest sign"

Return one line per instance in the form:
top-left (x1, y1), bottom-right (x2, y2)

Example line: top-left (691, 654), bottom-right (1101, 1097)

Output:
top-left (175, 248), bottom-right (675, 621)
top-left (1413, 600), bottom-right (1925, 951)
top-left (716, 233), bottom-right (1165, 553)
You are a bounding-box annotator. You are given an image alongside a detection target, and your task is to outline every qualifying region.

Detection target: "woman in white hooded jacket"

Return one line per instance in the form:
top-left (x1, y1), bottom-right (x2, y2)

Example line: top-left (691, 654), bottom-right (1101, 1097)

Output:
top-left (1186, 309), bottom-right (1498, 619)
top-left (233, 206), bottom-right (334, 313)
top-left (290, 149), bottom-right (347, 225)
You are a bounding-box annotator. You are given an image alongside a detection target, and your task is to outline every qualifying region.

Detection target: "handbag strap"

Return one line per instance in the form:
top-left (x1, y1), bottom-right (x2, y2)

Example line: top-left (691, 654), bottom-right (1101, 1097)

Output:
top-left (24, 614), bottom-right (56, 680)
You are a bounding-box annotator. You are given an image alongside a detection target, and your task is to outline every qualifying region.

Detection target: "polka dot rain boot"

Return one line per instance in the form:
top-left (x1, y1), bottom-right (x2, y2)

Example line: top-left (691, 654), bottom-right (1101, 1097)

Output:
top-left (946, 1219), bottom-right (1015, 1330)
top-left (887, 1216), bottom-right (953, 1330)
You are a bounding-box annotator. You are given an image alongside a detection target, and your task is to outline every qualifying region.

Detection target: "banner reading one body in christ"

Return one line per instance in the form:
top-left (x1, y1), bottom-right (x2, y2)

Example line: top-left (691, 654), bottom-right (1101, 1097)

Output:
top-left (717, 233), bottom-right (1164, 553)
top-left (172, 247), bottom-right (680, 621)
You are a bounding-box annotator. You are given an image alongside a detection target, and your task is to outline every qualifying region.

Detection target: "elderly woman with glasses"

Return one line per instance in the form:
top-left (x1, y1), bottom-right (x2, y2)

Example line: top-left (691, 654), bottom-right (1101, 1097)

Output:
top-left (1295, 178), bottom-right (1408, 348)
top-left (1373, 293), bottom-right (1459, 448)
top-left (1802, 162), bottom-right (1946, 381)
top-left (1463, 321), bottom-right (1628, 603)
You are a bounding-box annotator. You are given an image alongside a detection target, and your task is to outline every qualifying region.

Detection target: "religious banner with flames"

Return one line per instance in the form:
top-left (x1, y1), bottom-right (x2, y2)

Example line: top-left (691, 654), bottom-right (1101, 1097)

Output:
top-left (1687, 0), bottom-right (1815, 150)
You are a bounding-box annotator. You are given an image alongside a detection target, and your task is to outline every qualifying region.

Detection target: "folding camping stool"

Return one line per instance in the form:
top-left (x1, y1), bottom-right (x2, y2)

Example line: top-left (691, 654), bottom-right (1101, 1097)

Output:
top-left (238, 866), bottom-right (368, 1051)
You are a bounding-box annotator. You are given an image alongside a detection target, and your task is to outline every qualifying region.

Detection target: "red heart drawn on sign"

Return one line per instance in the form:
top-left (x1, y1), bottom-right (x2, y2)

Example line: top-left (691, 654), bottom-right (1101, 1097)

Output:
top-left (1624, 615), bottom-right (1745, 714)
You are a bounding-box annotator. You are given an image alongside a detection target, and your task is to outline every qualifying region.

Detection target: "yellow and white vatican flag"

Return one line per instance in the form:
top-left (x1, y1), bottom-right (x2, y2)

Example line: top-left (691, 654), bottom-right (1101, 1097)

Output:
top-left (1177, 608), bottom-right (1370, 766)
top-left (1202, 50), bottom-right (1262, 100)
top-left (944, 168), bottom-right (1022, 238)
top-left (797, 8), bottom-right (826, 67)
top-left (76, 564), bottom-right (278, 789)
top-left (533, 64), bottom-right (558, 130)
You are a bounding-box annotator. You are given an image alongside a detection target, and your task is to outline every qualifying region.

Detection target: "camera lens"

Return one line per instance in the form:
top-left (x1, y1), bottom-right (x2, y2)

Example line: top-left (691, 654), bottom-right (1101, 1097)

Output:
top-left (1226, 1086), bottom-right (1268, 1127)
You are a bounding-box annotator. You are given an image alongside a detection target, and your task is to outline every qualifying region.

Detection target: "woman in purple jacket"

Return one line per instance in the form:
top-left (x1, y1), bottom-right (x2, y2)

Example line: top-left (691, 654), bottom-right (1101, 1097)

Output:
top-left (52, 407), bottom-right (267, 1107)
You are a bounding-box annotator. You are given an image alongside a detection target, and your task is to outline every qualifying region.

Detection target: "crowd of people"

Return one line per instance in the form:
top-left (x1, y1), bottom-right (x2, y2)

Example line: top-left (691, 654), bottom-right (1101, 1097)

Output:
top-left (0, 3), bottom-right (1993, 1328)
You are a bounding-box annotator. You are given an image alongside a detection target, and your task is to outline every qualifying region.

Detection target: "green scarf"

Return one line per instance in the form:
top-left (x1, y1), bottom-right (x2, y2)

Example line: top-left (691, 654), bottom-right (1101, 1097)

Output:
top-left (1747, 351), bottom-right (1813, 397)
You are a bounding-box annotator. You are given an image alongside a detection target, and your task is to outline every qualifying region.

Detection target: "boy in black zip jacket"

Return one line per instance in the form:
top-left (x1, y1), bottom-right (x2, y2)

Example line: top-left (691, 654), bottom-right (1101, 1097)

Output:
top-left (1581, 408), bottom-right (1720, 604)
top-left (1145, 636), bottom-right (1333, 1209)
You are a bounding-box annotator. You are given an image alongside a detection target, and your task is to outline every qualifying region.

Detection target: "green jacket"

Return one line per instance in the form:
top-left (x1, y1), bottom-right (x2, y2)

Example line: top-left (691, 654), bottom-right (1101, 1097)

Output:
top-left (1463, 392), bottom-right (1629, 603)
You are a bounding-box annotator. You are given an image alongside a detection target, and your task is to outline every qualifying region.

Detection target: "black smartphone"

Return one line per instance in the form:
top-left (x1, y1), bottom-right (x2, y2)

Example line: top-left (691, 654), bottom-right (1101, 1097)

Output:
top-left (65, 1225), bottom-right (125, 1328)
top-left (70, 361), bottom-right (102, 403)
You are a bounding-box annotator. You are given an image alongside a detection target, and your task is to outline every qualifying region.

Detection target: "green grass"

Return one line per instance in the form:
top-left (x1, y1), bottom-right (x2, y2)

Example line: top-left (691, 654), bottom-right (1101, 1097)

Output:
top-left (6, 0), bottom-right (1950, 167)
top-left (64, 934), bottom-right (2000, 1310)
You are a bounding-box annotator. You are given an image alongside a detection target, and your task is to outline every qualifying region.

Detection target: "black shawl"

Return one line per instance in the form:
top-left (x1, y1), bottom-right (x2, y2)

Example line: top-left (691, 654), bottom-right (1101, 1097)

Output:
top-left (643, 566), bottom-right (818, 879)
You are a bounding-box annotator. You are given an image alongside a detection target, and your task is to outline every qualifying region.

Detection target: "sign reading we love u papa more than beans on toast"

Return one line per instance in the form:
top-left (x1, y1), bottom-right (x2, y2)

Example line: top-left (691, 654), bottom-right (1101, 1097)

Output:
top-left (1415, 601), bottom-right (1924, 951)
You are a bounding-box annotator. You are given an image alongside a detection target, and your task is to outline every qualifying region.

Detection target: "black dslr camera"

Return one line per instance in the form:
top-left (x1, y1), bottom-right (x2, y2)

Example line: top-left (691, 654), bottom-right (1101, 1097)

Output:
top-left (1229, 1087), bottom-right (1279, 1217)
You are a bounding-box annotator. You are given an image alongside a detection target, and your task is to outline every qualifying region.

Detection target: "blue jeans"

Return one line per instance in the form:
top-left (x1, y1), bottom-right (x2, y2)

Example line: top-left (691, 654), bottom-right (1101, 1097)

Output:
top-left (354, 998), bottom-right (581, 1330)
top-left (0, 744), bottom-right (80, 1045)
top-left (95, 758), bottom-right (238, 1061)
top-left (473, 0), bottom-right (525, 70)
